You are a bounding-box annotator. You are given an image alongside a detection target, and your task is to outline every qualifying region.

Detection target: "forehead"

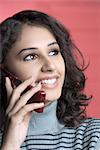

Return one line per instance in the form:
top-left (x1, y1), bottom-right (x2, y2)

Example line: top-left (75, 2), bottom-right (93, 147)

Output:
top-left (17, 25), bottom-right (56, 46)
top-left (4, 25), bottom-right (59, 64)
top-left (7, 24), bottom-right (58, 57)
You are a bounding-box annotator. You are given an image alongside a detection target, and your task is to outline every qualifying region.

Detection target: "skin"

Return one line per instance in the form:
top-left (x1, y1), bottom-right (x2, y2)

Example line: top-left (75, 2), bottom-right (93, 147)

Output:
top-left (4, 25), bottom-right (65, 105)
top-left (1, 25), bottom-right (65, 149)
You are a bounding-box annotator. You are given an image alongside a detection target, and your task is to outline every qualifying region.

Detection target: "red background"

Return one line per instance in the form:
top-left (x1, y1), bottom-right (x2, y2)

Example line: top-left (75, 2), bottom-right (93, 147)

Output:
top-left (0, 0), bottom-right (100, 118)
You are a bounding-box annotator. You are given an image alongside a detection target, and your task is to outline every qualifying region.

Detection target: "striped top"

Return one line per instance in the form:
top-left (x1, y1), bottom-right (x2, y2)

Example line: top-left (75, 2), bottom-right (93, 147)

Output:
top-left (0, 101), bottom-right (100, 150)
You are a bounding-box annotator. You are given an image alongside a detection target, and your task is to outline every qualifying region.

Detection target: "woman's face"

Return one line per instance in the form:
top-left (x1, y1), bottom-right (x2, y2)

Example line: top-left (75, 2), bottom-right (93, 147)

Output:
top-left (4, 25), bottom-right (65, 104)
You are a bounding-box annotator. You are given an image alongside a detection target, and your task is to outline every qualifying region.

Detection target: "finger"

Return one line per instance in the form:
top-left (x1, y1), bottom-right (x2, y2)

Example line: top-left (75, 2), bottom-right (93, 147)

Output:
top-left (8, 82), bottom-right (42, 116)
top-left (5, 77), bottom-right (13, 100)
top-left (9, 102), bottom-right (44, 124)
top-left (13, 76), bottom-right (35, 96)
top-left (6, 76), bottom-right (35, 114)
top-left (23, 112), bottom-right (32, 125)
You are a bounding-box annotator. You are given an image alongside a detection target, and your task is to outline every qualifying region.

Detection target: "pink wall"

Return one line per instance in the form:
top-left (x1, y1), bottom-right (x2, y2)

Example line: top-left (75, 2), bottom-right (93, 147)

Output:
top-left (0, 0), bottom-right (100, 118)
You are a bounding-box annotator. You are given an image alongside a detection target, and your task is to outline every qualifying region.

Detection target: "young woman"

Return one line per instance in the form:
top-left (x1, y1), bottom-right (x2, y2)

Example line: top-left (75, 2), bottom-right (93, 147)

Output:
top-left (0, 10), bottom-right (100, 150)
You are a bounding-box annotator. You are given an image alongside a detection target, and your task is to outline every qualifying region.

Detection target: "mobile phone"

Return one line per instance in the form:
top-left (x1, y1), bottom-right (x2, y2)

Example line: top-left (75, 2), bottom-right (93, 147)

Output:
top-left (0, 66), bottom-right (46, 113)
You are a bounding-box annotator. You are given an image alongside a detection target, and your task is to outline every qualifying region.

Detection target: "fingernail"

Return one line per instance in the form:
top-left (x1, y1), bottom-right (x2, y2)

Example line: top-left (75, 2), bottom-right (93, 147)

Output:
top-left (5, 77), bottom-right (9, 82)
top-left (32, 82), bottom-right (41, 88)
top-left (40, 102), bottom-right (44, 106)
top-left (6, 77), bottom-right (9, 80)
top-left (37, 82), bottom-right (42, 87)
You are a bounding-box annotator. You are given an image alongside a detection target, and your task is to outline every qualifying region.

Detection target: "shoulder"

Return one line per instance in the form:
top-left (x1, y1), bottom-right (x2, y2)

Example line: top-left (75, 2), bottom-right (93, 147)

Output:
top-left (77, 118), bottom-right (100, 149)
top-left (81, 118), bottom-right (100, 131)
top-left (78, 118), bottom-right (100, 135)
top-left (82, 117), bottom-right (100, 125)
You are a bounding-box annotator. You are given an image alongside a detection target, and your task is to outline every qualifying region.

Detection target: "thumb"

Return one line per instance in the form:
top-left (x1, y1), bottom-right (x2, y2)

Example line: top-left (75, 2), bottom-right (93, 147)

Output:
top-left (5, 77), bottom-right (13, 101)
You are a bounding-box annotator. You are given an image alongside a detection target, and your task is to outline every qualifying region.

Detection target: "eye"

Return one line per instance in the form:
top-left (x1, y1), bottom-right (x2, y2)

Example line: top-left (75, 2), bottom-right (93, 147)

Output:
top-left (49, 49), bottom-right (60, 56)
top-left (24, 54), bottom-right (38, 61)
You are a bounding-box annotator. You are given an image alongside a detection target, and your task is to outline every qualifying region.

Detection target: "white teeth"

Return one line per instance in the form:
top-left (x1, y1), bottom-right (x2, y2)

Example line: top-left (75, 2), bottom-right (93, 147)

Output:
top-left (41, 78), bottom-right (56, 85)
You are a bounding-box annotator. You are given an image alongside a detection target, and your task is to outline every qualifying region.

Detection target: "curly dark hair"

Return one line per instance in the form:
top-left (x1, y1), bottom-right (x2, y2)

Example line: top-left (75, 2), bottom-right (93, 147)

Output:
top-left (0, 10), bottom-right (91, 127)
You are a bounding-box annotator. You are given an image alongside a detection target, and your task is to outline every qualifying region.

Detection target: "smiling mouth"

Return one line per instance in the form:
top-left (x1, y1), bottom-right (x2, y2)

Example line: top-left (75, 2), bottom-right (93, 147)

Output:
top-left (41, 78), bottom-right (58, 88)
top-left (33, 77), bottom-right (58, 88)
top-left (41, 78), bottom-right (57, 85)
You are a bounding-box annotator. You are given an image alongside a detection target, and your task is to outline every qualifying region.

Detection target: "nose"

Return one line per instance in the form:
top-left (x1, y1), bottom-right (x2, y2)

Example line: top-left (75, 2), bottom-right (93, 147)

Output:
top-left (41, 57), bottom-right (56, 73)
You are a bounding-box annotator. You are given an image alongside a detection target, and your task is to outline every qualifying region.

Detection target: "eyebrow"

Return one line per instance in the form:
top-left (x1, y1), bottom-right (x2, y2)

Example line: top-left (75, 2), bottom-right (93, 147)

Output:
top-left (17, 41), bottom-right (58, 55)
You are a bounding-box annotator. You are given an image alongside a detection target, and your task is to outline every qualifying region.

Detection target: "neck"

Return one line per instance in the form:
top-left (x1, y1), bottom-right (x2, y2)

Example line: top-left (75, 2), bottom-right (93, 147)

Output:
top-left (28, 100), bottom-right (64, 135)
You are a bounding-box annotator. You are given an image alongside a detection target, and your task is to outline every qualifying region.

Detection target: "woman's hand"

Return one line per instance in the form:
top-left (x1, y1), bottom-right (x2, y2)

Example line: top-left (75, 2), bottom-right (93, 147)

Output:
top-left (1, 77), bottom-right (44, 150)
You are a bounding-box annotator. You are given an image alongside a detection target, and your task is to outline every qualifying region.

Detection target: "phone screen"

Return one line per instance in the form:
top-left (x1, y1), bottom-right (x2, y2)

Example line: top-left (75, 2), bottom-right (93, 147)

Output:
top-left (1, 66), bottom-right (46, 113)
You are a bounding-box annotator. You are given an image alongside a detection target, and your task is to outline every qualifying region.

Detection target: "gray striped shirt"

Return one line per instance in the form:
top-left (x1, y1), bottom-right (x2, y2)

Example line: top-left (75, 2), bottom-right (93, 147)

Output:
top-left (0, 101), bottom-right (100, 149)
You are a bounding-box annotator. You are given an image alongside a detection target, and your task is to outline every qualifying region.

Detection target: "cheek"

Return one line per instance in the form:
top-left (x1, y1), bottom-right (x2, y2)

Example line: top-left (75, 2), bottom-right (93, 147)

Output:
top-left (5, 55), bottom-right (40, 81)
top-left (58, 57), bottom-right (65, 76)
top-left (16, 67), bottom-right (38, 81)
top-left (7, 63), bottom-right (37, 81)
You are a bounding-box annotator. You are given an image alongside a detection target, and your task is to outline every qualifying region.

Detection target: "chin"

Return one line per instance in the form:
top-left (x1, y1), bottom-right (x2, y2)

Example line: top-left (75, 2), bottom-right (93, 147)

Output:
top-left (45, 91), bottom-right (61, 102)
